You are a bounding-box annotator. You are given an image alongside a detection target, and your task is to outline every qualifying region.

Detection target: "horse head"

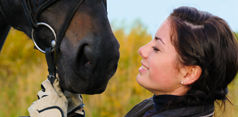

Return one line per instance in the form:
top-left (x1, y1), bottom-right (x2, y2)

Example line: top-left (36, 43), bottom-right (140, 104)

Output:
top-left (0, 0), bottom-right (120, 94)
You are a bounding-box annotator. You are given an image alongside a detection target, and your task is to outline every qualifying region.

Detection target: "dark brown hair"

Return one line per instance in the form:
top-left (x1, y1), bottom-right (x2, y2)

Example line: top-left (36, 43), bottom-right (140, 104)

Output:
top-left (156, 6), bottom-right (238, 115)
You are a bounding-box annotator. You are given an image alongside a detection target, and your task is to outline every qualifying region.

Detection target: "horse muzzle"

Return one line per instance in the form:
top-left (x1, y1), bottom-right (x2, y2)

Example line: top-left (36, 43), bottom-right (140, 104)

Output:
top-left (57, 32), bottom-right (120, 94)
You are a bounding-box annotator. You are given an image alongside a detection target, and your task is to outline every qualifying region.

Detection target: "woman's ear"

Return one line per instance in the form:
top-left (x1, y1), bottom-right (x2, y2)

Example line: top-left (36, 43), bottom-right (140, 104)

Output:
top-left (181, 65), bottom-right (202, 85)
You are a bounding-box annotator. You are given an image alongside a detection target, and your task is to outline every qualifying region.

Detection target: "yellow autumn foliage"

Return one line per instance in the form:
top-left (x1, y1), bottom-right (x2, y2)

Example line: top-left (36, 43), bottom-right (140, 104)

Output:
top-left (0, 23), bottom-right (238, 117)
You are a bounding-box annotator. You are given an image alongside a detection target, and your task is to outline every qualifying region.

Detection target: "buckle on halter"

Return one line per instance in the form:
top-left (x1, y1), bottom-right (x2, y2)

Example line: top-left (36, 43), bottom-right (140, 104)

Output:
top-left (47, 74), bottom-right (56, 84)
top-left (47, 75), bottom-right (55, 78)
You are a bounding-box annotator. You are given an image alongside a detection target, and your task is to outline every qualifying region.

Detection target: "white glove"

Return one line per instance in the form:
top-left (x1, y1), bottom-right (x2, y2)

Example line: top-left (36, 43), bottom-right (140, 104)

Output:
top-left (64, 91), bottom-right (85, 115)
top-left (28, 79), bottom-right (68, 117)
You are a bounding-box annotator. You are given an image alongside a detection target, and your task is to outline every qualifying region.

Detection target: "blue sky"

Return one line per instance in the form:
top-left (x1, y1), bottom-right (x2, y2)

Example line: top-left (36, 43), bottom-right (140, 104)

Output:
top-left (107, 0), bottom-right (238, 35)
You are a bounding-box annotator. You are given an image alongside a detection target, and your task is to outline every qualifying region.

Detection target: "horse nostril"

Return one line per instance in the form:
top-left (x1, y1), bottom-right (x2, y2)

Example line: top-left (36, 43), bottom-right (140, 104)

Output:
top-left (83, 45), bottom-right (92, 68)
top-left (85, 61), bottom-right (91, 68)
top-left (75, 44), bottom-right (92, 70)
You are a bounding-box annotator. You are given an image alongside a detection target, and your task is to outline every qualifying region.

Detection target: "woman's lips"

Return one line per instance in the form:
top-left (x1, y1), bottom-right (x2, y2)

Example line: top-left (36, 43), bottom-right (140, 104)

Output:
top-left (139, 63), bottom-right (149, 73)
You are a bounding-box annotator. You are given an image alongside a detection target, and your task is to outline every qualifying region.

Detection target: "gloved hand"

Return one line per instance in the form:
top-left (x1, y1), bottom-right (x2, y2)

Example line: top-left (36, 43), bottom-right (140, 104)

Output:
top-left (64, 90), bottom-right (85, 116)
top-left (28, 79), bottom-right (68, 117)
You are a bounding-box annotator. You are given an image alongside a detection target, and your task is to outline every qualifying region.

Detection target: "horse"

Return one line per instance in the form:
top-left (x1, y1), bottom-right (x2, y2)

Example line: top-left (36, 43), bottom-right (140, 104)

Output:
top-left (0, 0), bottom-right (120, 94)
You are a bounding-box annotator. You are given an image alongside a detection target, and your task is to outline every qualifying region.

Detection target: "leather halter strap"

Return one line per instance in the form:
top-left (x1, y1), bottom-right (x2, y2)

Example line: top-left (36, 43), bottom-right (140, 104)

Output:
top-left (54, 0), bottom-right (84, 57)
top-left (0, 1), bottom-right (8, 22)
top-left (20, 0), bottom-right (59, 28)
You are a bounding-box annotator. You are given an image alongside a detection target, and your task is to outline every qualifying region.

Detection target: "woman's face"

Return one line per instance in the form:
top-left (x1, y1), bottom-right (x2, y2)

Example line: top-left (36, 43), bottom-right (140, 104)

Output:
top-left (137, 19), bottom-right (184, 95)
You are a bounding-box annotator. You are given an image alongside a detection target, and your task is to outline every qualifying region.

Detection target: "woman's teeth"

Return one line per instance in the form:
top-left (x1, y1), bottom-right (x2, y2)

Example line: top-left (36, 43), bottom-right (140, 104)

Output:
top-left (142, 65), bottom-right (148, 70)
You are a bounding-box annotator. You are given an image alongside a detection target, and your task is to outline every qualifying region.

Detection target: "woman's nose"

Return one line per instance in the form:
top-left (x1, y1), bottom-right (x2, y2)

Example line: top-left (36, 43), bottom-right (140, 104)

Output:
top-left (138, 46), bottom-right (144, 57)
top-left (138, 43), bottom-right (151, 59)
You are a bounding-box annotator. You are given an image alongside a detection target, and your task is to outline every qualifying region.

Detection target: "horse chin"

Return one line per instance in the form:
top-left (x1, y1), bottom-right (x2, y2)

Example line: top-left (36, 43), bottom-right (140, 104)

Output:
top-left (57, 51), bottom-right (119, 94)
top-left (62, 80), bottom-right (107, 94)
top-left (72, 62), bottom-right (118, 94)
top-left (59, 70), bottom-right (115, 94)
top-left (71, 80), bottom-right (108, 94)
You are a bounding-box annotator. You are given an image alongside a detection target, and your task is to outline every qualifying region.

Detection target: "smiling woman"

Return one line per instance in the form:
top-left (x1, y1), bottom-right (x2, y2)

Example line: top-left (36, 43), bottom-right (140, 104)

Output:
top-left (125, 6), bottom-right (238, 117)
top-left (137, 19), bottom-right (185, 96)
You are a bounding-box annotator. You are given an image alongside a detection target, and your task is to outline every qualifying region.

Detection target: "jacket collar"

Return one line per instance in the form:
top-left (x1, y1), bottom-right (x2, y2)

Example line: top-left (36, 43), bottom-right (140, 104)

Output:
top-left (152, 103), bottom-right (214, 117)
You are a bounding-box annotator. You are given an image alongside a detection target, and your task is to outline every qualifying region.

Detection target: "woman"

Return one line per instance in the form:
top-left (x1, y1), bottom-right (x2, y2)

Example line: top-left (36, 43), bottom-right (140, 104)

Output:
top-left (125, 6), bottom-right (238, 117)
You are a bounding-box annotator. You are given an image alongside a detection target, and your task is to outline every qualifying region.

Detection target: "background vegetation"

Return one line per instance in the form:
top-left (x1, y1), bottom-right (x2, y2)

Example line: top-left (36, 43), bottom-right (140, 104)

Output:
top-left (0, 23), bottom-right (238, 117)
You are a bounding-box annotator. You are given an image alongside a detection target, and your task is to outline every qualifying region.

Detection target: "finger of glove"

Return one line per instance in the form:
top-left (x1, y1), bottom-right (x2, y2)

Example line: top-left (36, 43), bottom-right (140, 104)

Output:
top-left (38, 80), bottom-right (58, 98)
top-left (29, 99), bottom-right (66, 117)
top-left (37, 90), bottom-right (51, 99)
top-left (41, 79), bottom-right (55, 92)
top-left (28, 104), bottom-right (40, 117)
top-left (53, 79), bottom-right (66, 100)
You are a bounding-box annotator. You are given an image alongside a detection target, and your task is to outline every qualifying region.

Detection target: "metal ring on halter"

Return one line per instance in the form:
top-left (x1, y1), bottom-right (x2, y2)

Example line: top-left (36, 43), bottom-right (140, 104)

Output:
top-left (31, 22), bottom-right (57, 53)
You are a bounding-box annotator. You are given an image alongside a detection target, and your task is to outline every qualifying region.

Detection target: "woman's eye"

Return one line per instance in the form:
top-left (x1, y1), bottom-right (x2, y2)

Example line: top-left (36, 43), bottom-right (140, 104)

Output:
top-left (152, 46), bottom-right (160, 52)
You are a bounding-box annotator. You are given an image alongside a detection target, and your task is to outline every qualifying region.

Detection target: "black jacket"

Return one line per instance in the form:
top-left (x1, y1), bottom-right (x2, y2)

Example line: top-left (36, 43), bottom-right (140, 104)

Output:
top-left (124, 97), bottom-right (214, 117)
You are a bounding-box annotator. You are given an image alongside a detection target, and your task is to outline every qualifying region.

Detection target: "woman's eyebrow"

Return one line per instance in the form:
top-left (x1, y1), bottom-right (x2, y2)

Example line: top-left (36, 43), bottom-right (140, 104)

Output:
top-left (155, 37), bottom-right (165, 45)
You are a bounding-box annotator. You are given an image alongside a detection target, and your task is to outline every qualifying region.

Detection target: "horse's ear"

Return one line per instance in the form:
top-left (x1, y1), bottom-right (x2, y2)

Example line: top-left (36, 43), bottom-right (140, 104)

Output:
top-left (0, 25), bottom-right (11, 53)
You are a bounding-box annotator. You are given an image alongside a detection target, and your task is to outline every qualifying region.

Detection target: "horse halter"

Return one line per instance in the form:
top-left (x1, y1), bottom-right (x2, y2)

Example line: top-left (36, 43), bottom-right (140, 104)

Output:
top-left (21, 0), bottom-right (83, 54)
top-left (21, 0), bottom-right (107, 54)
top-left (20, 0), bottom-right (107, 81)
